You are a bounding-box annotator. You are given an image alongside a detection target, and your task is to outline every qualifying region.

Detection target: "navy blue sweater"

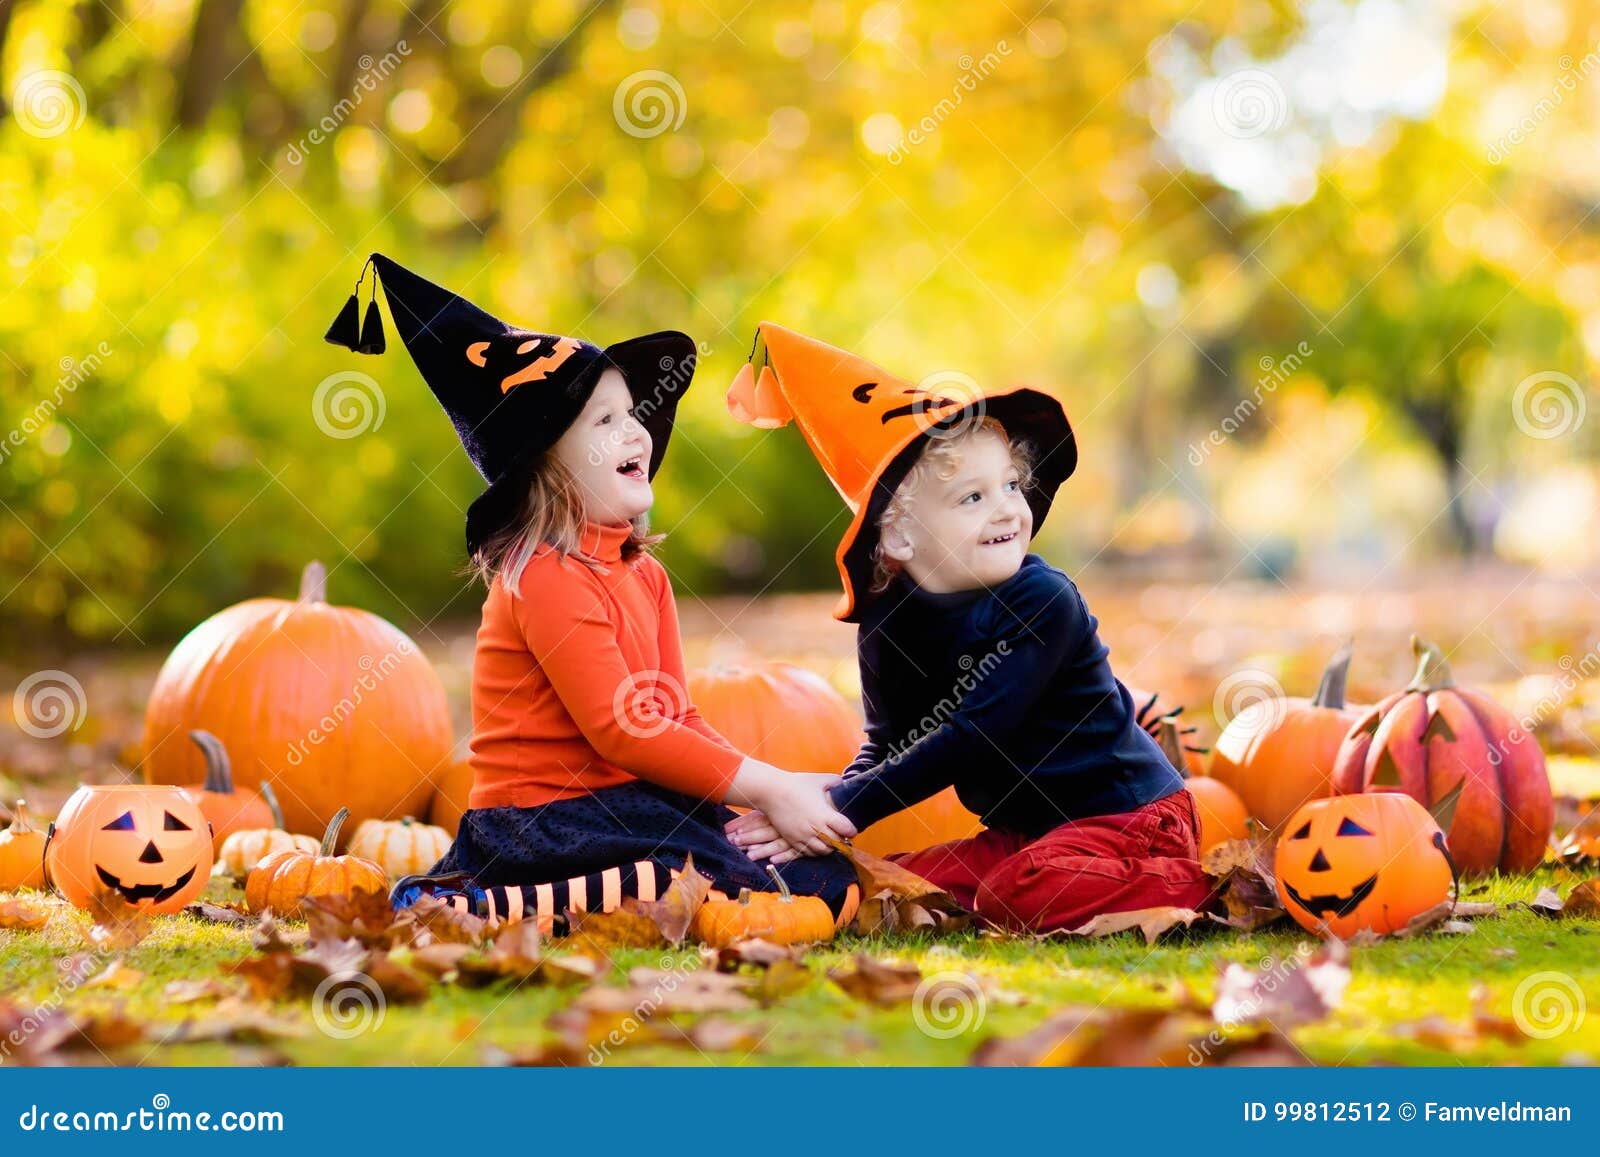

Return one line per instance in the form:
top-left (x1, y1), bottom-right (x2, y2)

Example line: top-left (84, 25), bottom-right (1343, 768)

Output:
top-left (828, 555), bottom-right (1184, 838)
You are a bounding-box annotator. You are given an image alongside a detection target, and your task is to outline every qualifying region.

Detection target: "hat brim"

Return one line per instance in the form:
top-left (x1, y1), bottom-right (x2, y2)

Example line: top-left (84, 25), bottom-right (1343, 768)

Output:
top-left (832, 387), bottom-right (1077, 622)
top-left (463, 331), bottom-right (698, 556)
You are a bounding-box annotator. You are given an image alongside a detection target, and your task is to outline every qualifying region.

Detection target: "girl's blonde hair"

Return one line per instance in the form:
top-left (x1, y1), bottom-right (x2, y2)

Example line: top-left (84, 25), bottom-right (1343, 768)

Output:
top-left (467, 452), bottom-right (661, 593)
top-left (870, 417), bottom-right (1035, 593)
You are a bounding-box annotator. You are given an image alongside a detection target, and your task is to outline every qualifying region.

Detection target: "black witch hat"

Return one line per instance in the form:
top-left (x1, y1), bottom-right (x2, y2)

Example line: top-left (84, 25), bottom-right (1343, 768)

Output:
top-left (325, 253), bottom-right (698, 556)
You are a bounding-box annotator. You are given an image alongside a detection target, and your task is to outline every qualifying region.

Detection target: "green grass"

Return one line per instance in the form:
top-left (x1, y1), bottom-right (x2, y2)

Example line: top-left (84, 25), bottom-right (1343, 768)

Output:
top-left (3, 867), bottom-right (1597, 1067)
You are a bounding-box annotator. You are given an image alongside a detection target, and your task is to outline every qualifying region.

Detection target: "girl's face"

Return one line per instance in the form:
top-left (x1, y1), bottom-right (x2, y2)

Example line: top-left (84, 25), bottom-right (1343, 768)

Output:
top-left (552, 368), bottom-right (653, 526)
top-left (880, 428), bottom-right (1031, 594)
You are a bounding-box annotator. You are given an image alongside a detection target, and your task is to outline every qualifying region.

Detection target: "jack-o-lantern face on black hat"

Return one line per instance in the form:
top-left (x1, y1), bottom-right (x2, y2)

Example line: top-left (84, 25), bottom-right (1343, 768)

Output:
top-left (45, 785), bottom-right (213, 915)
top-left (1274, 792), bottom-right (1452, 938)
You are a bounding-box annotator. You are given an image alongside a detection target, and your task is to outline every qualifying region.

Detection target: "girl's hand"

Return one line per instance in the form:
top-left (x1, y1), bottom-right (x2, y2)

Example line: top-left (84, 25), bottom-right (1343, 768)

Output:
top-left (725, 760), bottom-right (855, 857)
top-left (725, 810), bottom-right (790, 862)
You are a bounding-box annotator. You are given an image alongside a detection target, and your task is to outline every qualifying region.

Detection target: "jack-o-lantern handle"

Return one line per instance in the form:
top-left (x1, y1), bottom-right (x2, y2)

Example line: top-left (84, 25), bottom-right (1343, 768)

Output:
top-left (188, 729), bottom-right (237, 795)
top-left (1404, 635), bottom-right (1456, 693)
top-left (320, 806), bottom-right (351, 856)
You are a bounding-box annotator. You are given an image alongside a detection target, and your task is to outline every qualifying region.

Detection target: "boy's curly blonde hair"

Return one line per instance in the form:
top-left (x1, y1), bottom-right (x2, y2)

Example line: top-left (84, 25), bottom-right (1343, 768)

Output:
top-left (467, 452), bottom-right (661, 594)
top-left (869, 417), bottom-right (1035, 593)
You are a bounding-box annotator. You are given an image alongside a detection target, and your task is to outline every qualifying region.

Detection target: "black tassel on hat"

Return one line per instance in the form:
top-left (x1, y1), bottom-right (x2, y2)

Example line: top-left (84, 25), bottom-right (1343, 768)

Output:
top-left (323, 256), bottom-right (386, 354)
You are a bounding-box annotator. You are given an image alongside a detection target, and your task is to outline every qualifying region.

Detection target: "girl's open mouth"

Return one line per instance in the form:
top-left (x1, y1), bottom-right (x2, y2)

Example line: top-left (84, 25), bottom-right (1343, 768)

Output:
top-left (616, 456), bottom-right (645, 480)
top-left (981, 531), bottom-right (1019, 546)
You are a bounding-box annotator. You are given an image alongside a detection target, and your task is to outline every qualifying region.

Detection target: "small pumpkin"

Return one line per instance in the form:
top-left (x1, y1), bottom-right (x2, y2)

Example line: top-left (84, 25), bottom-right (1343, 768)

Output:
top-left (347, 816), bottom-right (452, 879)
top-left (1331, 636), bottom-right (1554, 874)
top-left (1274, 792), bottom-right (1454, 938)
top-left (213, 782), bottom-right (317, 880)
top-left (0, 800), bottom-right (49, 891)
top-left (691, 865), bottom-right (836, 948)
top-left (244, 807), bottom-right (387, 916)
top-left (427, 759), bottom-right (475, 836)
top-left (1159, 718), bottom-right (1250, 854)
top-left (688, 661), bottom-right (865, 773)
top-left (44, 784), bottom-right (213, 915)
top-left (1209, 644), bottom-right (1367, 830)
top-left (184, 730), bottom-right (274, 852)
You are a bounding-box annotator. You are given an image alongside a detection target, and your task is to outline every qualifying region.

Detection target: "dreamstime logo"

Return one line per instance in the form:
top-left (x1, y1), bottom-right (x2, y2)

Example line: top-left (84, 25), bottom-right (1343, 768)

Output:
top-left (612, 670), bottom-right (689, 739)
top-left (284, 642), bottom-right (415, 767)
top-left (885, 41), bottom-right (1012, 164)
top-left (915, 370), bottom-right (987, 441)
top-left (613, 70), bottom-right (686, 138)
top-left (311, 971), bottom-right (386, 1039)
top-left (1211, 68), bottom-right (1289, 140)
top-left (1188, 341), bottom-right (1312, 465)
top-left (1212, 669), bottom-right (1287, 738)
top-left (312, 371), bottom-right (386, 438)
top-left (1511, 371), bottom-right (1585, 440)
top-left (1512, 970), bottom-right (1585, 1040)
top-left (911, 971), bottom-right (986, 1039)
top-left (13, 670), bottom-right (87, 739)
top-left (12, 70), bottom-right (87, 138)
top-left (285, 42), bottom-right (411, 164)
top-left (1487, 45), bottom-right (1600, 163)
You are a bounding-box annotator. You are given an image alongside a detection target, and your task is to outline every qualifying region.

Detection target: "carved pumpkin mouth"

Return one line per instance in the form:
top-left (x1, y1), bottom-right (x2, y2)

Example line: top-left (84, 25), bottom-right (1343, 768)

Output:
top-left (1282, 872), bottom-right (1377, 918)
top-left (96, 864), bottom-right (196, 904)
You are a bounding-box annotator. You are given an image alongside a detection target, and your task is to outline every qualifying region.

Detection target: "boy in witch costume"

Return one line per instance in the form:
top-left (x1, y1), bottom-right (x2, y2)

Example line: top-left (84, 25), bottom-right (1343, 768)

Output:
top-left (326, 257), bottom-right (859, 930)
top-left (723, 324), bottom-right (1213, 933)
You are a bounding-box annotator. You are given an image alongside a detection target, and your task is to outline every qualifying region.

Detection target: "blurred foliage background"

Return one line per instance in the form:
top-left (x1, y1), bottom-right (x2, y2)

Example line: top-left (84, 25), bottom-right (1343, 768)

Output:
top-left (3, 0), bottom-right (1600, 645)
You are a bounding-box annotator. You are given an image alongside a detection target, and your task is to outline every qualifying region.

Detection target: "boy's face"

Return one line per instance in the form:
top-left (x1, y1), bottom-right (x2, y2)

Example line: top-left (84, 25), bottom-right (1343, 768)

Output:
top-left (881, 428), bottom-right (1031, 593)
top-left (553, 369), bottom-right (654, 525)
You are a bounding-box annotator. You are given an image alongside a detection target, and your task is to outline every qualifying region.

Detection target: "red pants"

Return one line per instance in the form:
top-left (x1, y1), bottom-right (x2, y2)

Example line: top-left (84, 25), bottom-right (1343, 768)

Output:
top-left (889, 790), bottom-right (1214, 934)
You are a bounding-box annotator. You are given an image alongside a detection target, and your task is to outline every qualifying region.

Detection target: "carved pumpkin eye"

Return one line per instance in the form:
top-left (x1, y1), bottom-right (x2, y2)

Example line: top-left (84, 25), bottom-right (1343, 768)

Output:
top-left (1289, 820), bottom-right (1312, 840)
top-left (1337, 817), bottom-right (1373, 837)
top-left (101, 811), bottom-right (136, 831)
top-left (163, 811), bottom-right (191, 831)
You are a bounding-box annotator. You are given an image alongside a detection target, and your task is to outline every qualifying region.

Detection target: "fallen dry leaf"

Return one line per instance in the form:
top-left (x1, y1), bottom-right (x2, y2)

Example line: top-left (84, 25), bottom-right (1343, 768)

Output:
top-left (0, 1001), bottom-right (146, 1065)
top-left (303, 890), bottom-right (412, 947)
top-left (405, 894), bottom-right (490, 945)
top-left (1564, 879), bottom-right (1600, 918)
top-left (827, 955), bottom-right (922, 1006)
top-left (83, 889), bottom-right (151, 951)
top-left (164, 977), bottom-right (234, 1004)
top-left (577, 964), bottom-right (756, 1014)
top-left (83, 959), bottom-right (145, 991)
top-left (1211, 940), bottom-right (1349, 1029)
top-left (631, 853), bottom-right (712, 944)
top-left (828, 837), bottom-right (970, 934)
top-left (0, 896), bottom-right (52, 931)
top-left (156, 999), bottom-right (308, 1045)
top-left (707, 938), bottom-right (801, 971)
top-left (565, 904), bottom-right (668, 954)
top-left (1528, 887), bottom-right (1565, 917)
top-left (972, 1006), bottom-right (1187, 1066)
top-left (183, 900), bottom-right (251, 926)
top-left (1202, 836), bottom-right (1286, 931)
top-left (1062, 906), bottom-right (1203, 946)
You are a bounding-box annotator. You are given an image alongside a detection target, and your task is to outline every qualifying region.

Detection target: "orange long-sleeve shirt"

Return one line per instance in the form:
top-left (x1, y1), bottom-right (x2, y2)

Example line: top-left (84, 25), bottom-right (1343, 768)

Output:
top-left (467, 521), bottom-right (743, 811)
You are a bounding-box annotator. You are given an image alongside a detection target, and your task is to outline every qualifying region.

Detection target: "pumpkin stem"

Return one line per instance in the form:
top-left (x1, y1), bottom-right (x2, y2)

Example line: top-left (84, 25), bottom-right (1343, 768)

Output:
top-left (260, 781), bottom-right (285, 830)
top-left (188, 729), bottom-right (235, 794)
top-left (736, 887), bottom-right (753, 906)
top-left (764, 863), bottom-right (795, 902)
top-left (8, 800), bottom-right (37, 834)
top-left (299, 560), bottom-right (328, 604)
top-left (1404, 635), bottom-right (1456, 693)
top-left (320, 806), bottom-right (350, 855)
top-left (1156, 718), bottom-right (1191, 780)
top-left (1311, 640), bottom-right (1353, 709)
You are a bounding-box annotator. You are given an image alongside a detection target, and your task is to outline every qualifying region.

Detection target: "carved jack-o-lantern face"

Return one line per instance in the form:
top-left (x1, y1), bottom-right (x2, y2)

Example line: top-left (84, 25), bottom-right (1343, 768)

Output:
top-left (45, 785), bottom-right (213, 915)
top-left (1274, 792), bottom-right (1452, 938)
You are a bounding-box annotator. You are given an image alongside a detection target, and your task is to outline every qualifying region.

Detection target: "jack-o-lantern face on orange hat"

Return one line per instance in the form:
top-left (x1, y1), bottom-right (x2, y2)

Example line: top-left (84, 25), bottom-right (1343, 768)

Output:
top-left (1274, 792), bottom-right (1453, 938)
top-left (725, 323), bottom-right (1078, 621)
top-left (45, 785), bottom-right (213, 915)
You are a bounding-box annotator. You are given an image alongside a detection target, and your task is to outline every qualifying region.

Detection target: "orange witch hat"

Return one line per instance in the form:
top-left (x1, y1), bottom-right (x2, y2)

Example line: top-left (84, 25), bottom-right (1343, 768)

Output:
top-left (726, 323), bottom-right (1077, 621)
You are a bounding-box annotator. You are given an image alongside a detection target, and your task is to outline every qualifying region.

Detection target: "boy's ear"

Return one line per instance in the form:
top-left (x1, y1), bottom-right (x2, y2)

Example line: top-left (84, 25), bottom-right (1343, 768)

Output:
top-left (878, 522), bottom-right (915, 562)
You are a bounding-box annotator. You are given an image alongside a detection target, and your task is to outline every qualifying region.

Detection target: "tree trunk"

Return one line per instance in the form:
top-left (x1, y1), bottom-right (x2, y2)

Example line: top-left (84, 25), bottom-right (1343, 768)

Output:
top-left (175, 0), bottom-right (247, 129)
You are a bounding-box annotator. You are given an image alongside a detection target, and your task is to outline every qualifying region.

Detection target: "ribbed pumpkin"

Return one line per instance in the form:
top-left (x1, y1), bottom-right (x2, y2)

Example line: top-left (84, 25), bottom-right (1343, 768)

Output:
top-left (346, 817), bottom-right (452, 879)
top-left (0, 801), bottom-right (49, 891)
top-left (427, 759), bottom-right (474, 837)
top-left (213, 782), bottom-right (317, 879)
top-left (1209, 644), bottom-right (1367, 830)
top-left (141, 561), bottom-right (454, 841)
top-left (691, 866), bottom-right (836, 947)
top-left (183, 730), bottom-right (274, 852)
top-left (1159, 718), bottom-right (1250, 854)
top-left (1331, 636), bottom-right (1554, 875)
top-left (244, 807), bottom-right (387, 916)
top-left (687, 661), bottom-right (864, 772)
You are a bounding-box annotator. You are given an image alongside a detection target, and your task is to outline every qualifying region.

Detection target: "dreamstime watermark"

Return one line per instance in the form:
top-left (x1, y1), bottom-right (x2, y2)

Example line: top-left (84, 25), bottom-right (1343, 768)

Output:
top-left (1511, 970), bottom-right (1585, 1040)
top-left (0, 947), bottom-right (120, 1065)
top-left (587, 953), bottom-right (702, 1065)
top-left (613, 70), bottom-right (686, 138)
top-left (1189, 944), bottom-right (1320, 1064)
top-left (912, 370), bottom-right (988, 441)
top-left (1511, 370), bottom-right (1585, 440)
top-left (311, 971), bottom-right (386, 1039)
top-left (612, 670), bottom-right (690, 740)
top-left (283, 642), bottom-right (416, 767)
top-left (886, 42), bottom-right (1012, 164)
top-left (586, 341), bottom-right (710, 467)
top-left (1188, 341), bottom-right (1313, 465)
top-left (11, 69), bottom-right (87, 138)
top-left (1212, 669), bottom-right (1288, 739)
top-left (312, 370), bottom-right (386, 438)
top-left (911, 971), bottom-right (987, 1039)
top-left (0, 342), bottom-right (114, 468)
top-left (884, 642), bottom-right (1011, 763)
top-left (1487, 45), bottom-right (1600, 164)
top-left (1211, 68), bottom-right (1289, 140)
top-left (12, 669), bottom-right (88, 740)
top-left (16, 1093), bottom-right (283, 1132)
top-left (285, 43), bottom-right (411, 165)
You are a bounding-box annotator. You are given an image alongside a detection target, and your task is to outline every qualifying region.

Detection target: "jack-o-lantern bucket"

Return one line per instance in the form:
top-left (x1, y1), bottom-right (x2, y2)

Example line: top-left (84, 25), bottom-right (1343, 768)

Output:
top-left (45, 785), bottom-right (214, 915)
top-left (1274, 792), bottom-right (1453, 939)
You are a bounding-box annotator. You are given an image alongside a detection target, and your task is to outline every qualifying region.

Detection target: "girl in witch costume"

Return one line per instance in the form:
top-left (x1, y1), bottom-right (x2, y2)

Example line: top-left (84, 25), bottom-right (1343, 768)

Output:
top-left (722, 324), bottom-right (1213, 934)
top-left (325, 257), bottom-right (859, 930)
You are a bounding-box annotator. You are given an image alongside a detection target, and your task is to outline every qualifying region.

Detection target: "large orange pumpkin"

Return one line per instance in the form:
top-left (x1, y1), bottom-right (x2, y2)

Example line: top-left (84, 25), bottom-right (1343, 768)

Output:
top-left (687, 661), bottom-right (864, 772)
top-left (1157, 718), bottom-right (1250, 854)
top-left (1331, 636), bottom-right (1553, 875)
top-left (183, 730), bottom-right (273, 852)
top-left (44, 784), bottom-right (213, 915)
top-left (1209, 644), bottom-right (1366, 830)
top-left (1275, 792), bottom-right (1453, 938)
top-left (427, 759), bottom-right (474, 837)
top-left (141, 560), bottom-right (454, 841)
